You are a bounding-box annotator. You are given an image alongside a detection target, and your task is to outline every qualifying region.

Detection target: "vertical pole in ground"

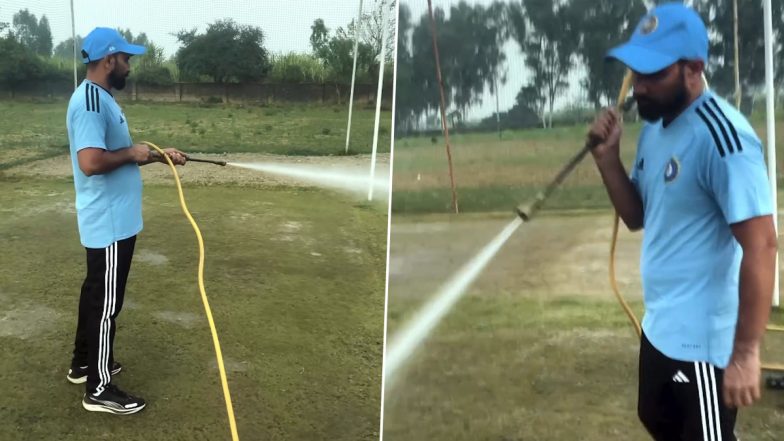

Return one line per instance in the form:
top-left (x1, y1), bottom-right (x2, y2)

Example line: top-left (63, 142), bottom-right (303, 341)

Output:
top-left (378, 1), bottom-right (400, 430)
top-left (428, 0), bottom-right (459, 213)
top-left (346, 0), bottom-right (364, 154)
top-left (764, 0), bottom-right (779, 306)
top-left (368, 0), bottom-right (388, 201)
top-left (495, 71), bottom-right (501, 140)
top-left (733, 0), bottom-right (741, 108)
top-left (70, 0), bottom-right (77, 90)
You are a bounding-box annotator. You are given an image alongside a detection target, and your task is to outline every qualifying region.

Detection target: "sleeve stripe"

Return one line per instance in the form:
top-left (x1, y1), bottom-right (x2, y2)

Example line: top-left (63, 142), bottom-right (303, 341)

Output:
top-left (695, 107), bottom-right (726, 157)
top-left (94, 86), bottom-right (100, 113)
top-left (85, 85), bottom-right (91, 112)
top-left (708, 98), bottom-right (743, 153)
top-left (701, 102), bottom-right (737, 154)
top-left (84, 84), bottom-right (101, 114)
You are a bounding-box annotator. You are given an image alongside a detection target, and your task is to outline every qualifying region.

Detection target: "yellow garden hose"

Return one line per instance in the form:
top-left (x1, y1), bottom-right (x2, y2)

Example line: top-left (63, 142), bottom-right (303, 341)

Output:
top-left (141, 141), bottom-right (240, 441)
top-left (606, 75), bottom-right (784, 372)
top-left (608, 71), bottom-right (643, 338)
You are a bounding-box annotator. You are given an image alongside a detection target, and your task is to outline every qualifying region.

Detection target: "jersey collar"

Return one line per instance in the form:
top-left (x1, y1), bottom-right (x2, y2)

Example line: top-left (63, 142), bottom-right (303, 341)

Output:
top-left (84, 79), bottom-right (113, 97)
top-left (659, 90), bottom-right (711, 130)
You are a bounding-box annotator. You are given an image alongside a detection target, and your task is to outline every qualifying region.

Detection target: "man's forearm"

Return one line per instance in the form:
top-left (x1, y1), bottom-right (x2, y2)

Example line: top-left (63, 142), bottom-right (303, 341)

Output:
top-left (79, 147), bottom-right (143, 176)
top-left (732, 245), bottom-right (777, 358)
top-left (597, 157), bottom-right (644, 230)
top-left (137, 149), bottom-right (162, 166)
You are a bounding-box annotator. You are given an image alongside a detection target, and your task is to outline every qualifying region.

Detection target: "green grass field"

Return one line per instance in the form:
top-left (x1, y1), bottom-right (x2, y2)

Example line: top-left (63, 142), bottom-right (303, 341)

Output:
top-left (392, 114), bottom-right (784, 214)
top-left (383, 213), bottom-right (784, 441)
top-left (0, 99), bottom-right (388, 440)
top-left (385, 113), bottom-right (784, 440)
top-left (0, 99), bottom-right (391, 167)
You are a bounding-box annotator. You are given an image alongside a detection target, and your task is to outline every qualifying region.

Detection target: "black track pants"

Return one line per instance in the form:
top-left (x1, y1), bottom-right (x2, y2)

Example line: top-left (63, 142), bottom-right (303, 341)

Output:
top-left (72, 236), bottom-right (136, 394)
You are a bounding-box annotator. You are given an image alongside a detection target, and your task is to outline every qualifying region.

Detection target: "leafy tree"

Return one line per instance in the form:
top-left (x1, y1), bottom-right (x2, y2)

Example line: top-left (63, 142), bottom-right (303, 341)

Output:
top-left (0, 33), bottom-right (47, 91)
top-left (439, 2), bottom-right (504, 122)
top-left (403, 2), bottom-right (508, 126)
top-left (516, 84), bottom-right (546, 126)
top-left (483, 1), bottom-right (509, 137)
top-left (480, 93), bottom-right (541, 130)
top-left (570, 0), bottom-right (646, 109)
top-left (53, 35), bottom-right (84, 60)
top-left (12, 9), bottom-right (38, 51)
top-left (310, 19), bottom-right (330, 55)
top-left (509, 0), bottom-right (578, 128)
top-left (37, 16), bottom-right (52, 57)
top-left (117, 29), bottom-right (149, 47)
top-left (394, 3), bottom-right (419, 133)
top-left (309, 18), bottom-right (376, 84)
top-left (12, 9), bottom-right (52, 57)
top-left (356, 0), bottom-right (397, 63)
top-left (407, 6), bottom-right (444, 129)
top-left (134, 41), bottom-right (173, 86)
top-left (175, 19), bottom-right (269, 83)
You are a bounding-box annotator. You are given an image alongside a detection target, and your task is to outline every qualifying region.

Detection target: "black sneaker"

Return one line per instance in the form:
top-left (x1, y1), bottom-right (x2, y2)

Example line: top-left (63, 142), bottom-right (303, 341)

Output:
top-left (67, 362), bottom-right (123, 384)
top-left (82, 384), bottom-right (146, 415)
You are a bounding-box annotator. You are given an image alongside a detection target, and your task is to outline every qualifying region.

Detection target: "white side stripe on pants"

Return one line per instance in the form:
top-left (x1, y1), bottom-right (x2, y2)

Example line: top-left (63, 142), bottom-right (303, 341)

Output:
top-left (708, 364), bottom-right (723, 441)
top-left (95, 242), bottom-right (116, 395)
top-left (694, 361), bottom-right (723, 441)
top-left (105, 243), bottom-right (117, 388)
top-left (96, 243), bottom-right (110, 394)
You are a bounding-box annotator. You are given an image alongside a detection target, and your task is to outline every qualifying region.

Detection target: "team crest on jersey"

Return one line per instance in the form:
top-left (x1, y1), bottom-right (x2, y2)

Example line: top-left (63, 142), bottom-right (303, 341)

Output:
top-left (664, 157), bottom-right (680, 183)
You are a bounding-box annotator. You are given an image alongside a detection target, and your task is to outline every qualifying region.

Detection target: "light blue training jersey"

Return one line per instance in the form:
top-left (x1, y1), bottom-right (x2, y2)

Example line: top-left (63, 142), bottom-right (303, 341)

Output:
top-left (66, 80), bottom-right (143, 248)
top-left (631, 90), bottom-right (773, 368)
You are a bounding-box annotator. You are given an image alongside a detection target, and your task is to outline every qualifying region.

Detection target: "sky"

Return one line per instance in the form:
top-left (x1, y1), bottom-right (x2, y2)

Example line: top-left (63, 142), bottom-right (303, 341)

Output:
top-left (1, 0), bottom-right (380, 57)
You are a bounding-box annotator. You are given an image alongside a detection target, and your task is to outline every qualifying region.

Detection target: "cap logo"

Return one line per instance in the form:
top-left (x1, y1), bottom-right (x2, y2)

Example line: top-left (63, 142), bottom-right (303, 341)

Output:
top-left (109, 45), bottom-right (116, 51)
top-left (641, 14), bottom-right (658, 35)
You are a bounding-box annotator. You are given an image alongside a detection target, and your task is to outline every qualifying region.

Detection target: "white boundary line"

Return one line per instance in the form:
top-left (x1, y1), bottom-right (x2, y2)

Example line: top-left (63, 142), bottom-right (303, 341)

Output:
top-left (378, 0), bottom-right (399, 438)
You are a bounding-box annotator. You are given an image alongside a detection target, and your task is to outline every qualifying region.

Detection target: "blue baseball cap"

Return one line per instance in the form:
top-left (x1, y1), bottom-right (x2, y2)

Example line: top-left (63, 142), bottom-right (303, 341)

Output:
top-left (81, 27), bottom-right (146, 64)
top-left (607, 2), bottom-right (708, 74)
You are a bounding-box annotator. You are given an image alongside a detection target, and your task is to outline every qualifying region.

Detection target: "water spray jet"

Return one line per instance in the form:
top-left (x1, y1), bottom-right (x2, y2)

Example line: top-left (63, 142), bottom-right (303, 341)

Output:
top-left (385, 71), bottom-right (635, 385)
top-left (229, 162), bottom-right (389, 197)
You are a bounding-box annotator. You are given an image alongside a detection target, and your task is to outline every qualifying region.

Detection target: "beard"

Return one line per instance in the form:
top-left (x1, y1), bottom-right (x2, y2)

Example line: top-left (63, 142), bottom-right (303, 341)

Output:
top-left (634, 70), bottom-right (689, 122)
top-left (108, 68), bottom-right (128, 90)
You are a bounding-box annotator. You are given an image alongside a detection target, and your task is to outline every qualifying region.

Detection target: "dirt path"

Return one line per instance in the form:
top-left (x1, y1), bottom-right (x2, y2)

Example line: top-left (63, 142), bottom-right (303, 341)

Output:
top-left (388, 212), bottom-right (643, 309)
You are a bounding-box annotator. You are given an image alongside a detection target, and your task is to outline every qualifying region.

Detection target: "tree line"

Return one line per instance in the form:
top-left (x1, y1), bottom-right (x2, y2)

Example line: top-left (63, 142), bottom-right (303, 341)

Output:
top-left (0, 2), bottom-right (396, 92)
top-left (396, 0), bottom-right (784, 134)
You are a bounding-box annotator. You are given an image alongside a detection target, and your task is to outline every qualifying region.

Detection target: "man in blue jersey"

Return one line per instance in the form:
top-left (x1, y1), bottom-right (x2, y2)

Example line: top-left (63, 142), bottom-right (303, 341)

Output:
top-left (65, 27), bottom-right (187, 414)
top-left (587, 3), bottom-right (777, 440)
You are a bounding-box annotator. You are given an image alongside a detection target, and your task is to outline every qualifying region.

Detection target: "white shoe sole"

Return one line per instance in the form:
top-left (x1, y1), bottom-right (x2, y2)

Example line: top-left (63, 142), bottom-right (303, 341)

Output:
top-left (82, 400), bottom-right (146, 415)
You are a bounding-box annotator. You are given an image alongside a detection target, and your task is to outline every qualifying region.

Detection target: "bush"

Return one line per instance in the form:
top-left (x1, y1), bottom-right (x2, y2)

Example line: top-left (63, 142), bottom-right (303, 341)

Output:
top-left (134, 65), bottom-right (174, 86)
top-left (268, 52), bottom-right (329, 83)
top-left (549, 105), bottom-right (596, 127)
top-left (40, 58), bottom-right (74, 82)
top-left (0, 36), bottom-right (47, 86)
